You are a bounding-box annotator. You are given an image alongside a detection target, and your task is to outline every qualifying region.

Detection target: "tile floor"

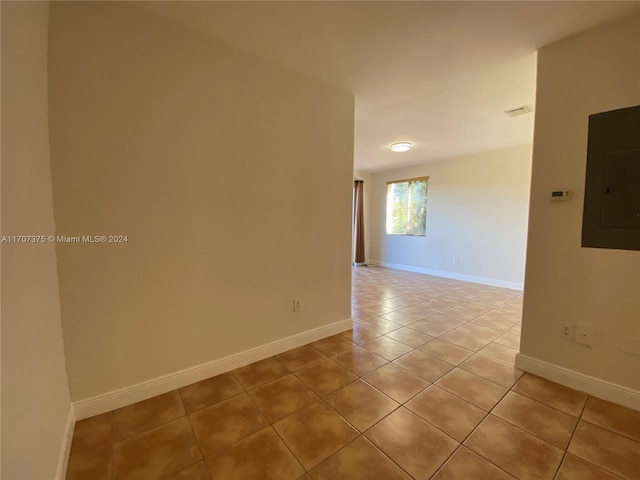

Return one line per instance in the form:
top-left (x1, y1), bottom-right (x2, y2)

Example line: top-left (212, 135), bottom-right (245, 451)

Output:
top-left (66, 266), bottom-right (640, 480)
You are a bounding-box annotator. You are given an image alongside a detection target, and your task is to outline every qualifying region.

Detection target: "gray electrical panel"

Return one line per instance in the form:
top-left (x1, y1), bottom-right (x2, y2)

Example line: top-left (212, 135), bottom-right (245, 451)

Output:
top-left (582, 105), bottom-right (640, 251)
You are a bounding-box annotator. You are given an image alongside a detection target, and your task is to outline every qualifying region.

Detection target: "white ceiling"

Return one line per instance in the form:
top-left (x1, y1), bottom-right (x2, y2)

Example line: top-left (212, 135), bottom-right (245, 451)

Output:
top-left (136, 1), bottom-right (639, 172)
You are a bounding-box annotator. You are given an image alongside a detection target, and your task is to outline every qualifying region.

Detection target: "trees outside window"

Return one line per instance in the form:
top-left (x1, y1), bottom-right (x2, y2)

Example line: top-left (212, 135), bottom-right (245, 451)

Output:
top-left (386, 177), bottom-right (429, 236)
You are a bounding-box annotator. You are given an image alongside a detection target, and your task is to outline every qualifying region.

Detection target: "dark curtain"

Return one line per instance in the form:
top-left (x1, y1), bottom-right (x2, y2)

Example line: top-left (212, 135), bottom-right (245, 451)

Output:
top-left (353, 180), bottom-right (365, 264)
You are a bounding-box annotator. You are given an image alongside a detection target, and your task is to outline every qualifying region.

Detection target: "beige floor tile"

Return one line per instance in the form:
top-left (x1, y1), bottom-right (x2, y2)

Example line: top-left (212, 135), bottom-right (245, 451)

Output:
top-left (426, 315), bottom-right (468, 330)
top-left (459, 354), bottom-right (524, 388)
top-left (435, 368), bottom-right (507, 411)
top-left (455, 323), bottom-right (503, 342)
top-left (477, 342), bottom-right (519, 365)
top-left (432, 446), bottom-right (516, 480)
top-left (113, 417), bottom-right (200, 480)
top-left (248, 374), bottom-right (318, 422)
top-left (430, 296), bottom-right (463, 308)
top-left (472, 312), bottom-right (519, 331)
top-left (325, 379), bottom-right (399, 431)
top-left (492, 391), bottom-right (578, 449)
top-left (582, 396), bottom-right (640, 442)
top-left (385, 326), bottom-right (434, 348)
top-left (276, 344), bottom-right (327, 371)
top-left (274, 401), bottom-right (358, 470)
top-left (310, 436), bottom-right (412, 480)
top-left (363, 363), bottom-right (429, 403)
top-left (513, 373), bottom-right (588, 417)
top-left (164, 461), bottom-right (210, 480)
top-left (311, 334), bottom-right (355, 356)
top-left (393, 350), bottom-right (454, 382)
top-left (339, 324), bottom-right (381, 344)
top-left (179, 372), bottom-right (243, 413)
top-left (496, 302), bottom-right (522, 315)
top-left (508, 323), bottom-right (522, 335)
top-left (401, 301), bottom-right (448, 318)
top-left (406, 385), bottom-right (486, 442)
top-left (352, 311), bottom-right (374, 323)
top-left (204, 427), bottom-right (303, 480)
top-left (361, 336), bottom-right (413, 360)
top-left (352, 307), bottom-right (379, 319)
top-left (416, 284), bottom-right (451, 295)
top-left (568, 420), bottom-right (640, 480)
top-left (442, 304), bottom-right (487, 321)
top-left (295, 358), bottom-right (357, 396)
top-left (411, 289), bottom-right (447, 301)
top-left (472, 292), bottom-right (505, 302)
top-left (438, 292), bottom-right (480, 303)
top-left (357, 303), bottom-right (396, 317)
top-left (366, 407), bottom-right (459, 479)
top-left (356, 317), bottom-right (402, 334)
top-left (112, 391), bottom-right (186, 441)
top-left (467, 296), bottom-right (507, 309)
top-left (66, 412), bottom-right (113, 480)
top-left (493, 331), bottom-right (521, 349)
top-left (556, 453), bottom-right (623, 480)
top-left (189, 393), bottom-right (268, 456)
top-left (419, 339), bottom-right (474, 365)
top-left (439, 329), bottom-right (491, 351)
top-left (428, 306), bottom-right (470, 320)
top-left (352, 298), bottom-right (376, 309)
top-left (457, 285), bottom-right (492, 295)
top-left (489, 288), bottom-right (520, 300)
top-left (332, 346), bottom-right (388, 376)
top-left (234, 357), bottom-right (290, 389)
top-left (379, 309), bottom-right (423, 326)
top-left (380, 294), bottom-right (424, 310)
top-left (408, 319), bottom-right (454, 337)
top-left (439, 289), bottom-right (472, 298)
top-left (464, 414), bottom-right (563, 479)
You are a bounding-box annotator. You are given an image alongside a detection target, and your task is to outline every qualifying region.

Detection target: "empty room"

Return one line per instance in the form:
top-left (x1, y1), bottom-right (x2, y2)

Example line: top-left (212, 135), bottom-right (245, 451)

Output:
top-left (2, 2), bottom-right (639, 479)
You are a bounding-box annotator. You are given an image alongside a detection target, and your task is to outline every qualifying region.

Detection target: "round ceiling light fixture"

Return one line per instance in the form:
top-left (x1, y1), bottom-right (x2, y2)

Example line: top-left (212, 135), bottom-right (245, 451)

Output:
top-left (391, 142), bottom-right (412, 152)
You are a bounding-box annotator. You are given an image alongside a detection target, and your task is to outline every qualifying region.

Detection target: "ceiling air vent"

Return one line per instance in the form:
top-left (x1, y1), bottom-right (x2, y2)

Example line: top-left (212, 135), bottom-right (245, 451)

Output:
top-left (505, 105), bottom-right (533, 117)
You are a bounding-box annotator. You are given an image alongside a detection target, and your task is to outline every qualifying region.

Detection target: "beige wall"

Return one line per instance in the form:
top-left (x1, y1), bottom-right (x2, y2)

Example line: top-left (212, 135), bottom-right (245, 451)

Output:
top-left (369, 145), bottom-right (532, 287)
top-left (521, 14), bottom-right (640, 389)
top-left (1, 2), bottom-right (72, 478)
top-left (48, 2), bottom-right (354, 401)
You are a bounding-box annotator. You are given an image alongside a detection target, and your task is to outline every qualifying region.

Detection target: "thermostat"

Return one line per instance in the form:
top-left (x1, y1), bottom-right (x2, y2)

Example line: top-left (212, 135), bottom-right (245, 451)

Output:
top-left (549, 190), bottom-right (571, 201)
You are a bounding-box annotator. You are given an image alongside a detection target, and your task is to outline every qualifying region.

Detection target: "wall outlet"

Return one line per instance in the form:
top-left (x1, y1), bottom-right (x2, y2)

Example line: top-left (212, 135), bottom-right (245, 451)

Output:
top-left (560, 322), bottom-right (574, 340)
top-left (453, 256), bottom-right (461, 264)
top-left (293, 299), bottom-right (301, 312)
top-left (576, 324), bottom-right (594, 346)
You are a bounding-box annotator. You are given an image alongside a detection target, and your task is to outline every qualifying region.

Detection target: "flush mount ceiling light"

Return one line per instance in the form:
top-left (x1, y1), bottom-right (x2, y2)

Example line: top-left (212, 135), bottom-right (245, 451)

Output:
top-left (391, 142), bottom-right (412, 152)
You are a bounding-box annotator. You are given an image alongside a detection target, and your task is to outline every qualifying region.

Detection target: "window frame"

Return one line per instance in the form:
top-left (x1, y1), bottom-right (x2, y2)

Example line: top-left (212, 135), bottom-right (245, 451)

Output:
top-left (385, 176), bottom-right (429, 237)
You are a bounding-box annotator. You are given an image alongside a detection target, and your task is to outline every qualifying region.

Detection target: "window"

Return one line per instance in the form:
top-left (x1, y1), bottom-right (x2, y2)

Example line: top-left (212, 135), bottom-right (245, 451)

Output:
top-left (386, 177), bottom-right (429, 236)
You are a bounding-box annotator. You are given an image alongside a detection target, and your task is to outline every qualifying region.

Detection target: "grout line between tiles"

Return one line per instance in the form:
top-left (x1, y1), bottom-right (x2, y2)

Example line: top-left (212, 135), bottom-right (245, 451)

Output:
top-left (184, 406), bottom-right (207, 474)
top-left (267, 424), bottom-right (308, 475)
top-left (173, 390), bottom-right (209, 479)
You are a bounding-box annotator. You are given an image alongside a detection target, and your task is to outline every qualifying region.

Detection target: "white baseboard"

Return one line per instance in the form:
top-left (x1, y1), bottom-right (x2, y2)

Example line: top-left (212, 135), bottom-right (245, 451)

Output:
top-left (73, 318), bottom-right (352, 420)
top-left (372, 260), bottom-right (524, 291)
top-left (515, 353), bottom-right (640, 412)
top-left (55, 405), bottom-right (76, 480)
